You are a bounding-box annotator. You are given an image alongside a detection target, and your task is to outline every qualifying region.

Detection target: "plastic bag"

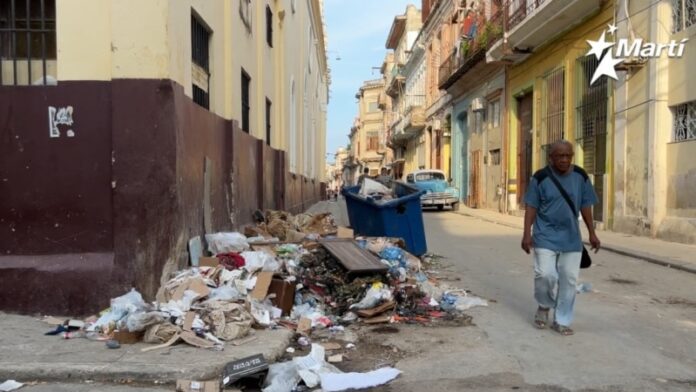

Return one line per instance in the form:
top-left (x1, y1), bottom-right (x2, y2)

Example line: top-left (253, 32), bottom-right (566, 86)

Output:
top-left (207, 285), bottom-right (242, 302)
top-left (379, 247), bottom-right (405, 263)
top-left (349, 284), bottom-right (393, 310)
top-left (241, 251), bottom-right (280, 273)
top-left (94, 288), bottom-right (146, 328)
top-left (205, 232), bottom-right (249, 254)
top-left (263, 361), bottom-right (301, 392)
top-left (125, 311), bottom-right (166, 332)
top-left (359, 178), bottom-right (391, 197)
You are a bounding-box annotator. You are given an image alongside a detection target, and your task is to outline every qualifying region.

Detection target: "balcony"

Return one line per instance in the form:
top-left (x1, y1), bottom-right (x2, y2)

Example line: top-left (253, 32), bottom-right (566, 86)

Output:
top-left (386, 66), bottom-right (406, 98)
top-left (403, 105), bottom-right (426, 135)
top-left (439, 10), bottom-right (503, 91)
top-left (487, 0), bottom-right (602, 63)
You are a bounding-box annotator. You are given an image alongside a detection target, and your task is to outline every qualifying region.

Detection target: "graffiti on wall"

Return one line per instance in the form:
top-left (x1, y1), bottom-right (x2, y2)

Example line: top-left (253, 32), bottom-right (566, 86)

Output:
top-left (49, 106), bottom-right (75, 138)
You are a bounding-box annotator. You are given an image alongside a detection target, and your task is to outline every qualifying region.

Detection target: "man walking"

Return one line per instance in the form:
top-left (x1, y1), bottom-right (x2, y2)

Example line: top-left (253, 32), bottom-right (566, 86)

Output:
top-left (521, 140), bottom-right (601, 336)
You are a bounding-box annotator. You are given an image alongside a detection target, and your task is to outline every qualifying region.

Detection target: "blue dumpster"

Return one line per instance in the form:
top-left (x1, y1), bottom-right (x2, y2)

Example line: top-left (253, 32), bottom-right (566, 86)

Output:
top-left (342, 181), bottom-right (427, 256)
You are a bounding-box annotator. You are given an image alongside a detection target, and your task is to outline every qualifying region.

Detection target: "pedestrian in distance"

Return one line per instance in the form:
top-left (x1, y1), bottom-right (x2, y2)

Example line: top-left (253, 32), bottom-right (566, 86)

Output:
top-left (357, 167), bottom-right (370, 186)
top-left (521, 140), bottom-right (601, 336)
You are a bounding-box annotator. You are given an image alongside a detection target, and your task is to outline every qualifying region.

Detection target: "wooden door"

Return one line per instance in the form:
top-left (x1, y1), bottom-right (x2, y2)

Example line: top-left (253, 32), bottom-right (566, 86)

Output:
top-left (517, 93), bottom-right (533, 207)
top-left (470, 149), bottom-right (482, 208)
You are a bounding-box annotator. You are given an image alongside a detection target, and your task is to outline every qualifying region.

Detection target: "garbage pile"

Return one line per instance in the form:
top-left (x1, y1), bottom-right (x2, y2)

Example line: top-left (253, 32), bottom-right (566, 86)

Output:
top-left (356, 178), bottom-right (395, 203)
top-left (43, 210), bottom-right (486, 354)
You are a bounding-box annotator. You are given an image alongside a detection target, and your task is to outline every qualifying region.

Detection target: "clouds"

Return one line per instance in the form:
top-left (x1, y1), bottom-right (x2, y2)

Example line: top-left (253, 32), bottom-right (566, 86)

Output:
top-left (324, 0), bottom-right (414, 153)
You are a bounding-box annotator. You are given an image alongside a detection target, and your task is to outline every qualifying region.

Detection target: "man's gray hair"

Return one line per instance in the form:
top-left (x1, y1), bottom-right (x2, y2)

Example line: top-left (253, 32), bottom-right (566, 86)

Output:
top-left (548, 139), bottom-right (574, 156)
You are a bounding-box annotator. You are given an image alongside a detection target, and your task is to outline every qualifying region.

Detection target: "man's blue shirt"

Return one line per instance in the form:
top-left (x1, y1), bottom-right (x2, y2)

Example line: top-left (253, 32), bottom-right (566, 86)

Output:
top-left (523, 165), bottom-right (598, 252)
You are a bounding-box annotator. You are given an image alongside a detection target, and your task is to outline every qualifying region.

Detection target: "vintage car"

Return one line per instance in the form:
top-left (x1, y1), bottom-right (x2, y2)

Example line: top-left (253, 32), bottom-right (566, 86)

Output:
top-left (405, 169), bottom-right (460, 211)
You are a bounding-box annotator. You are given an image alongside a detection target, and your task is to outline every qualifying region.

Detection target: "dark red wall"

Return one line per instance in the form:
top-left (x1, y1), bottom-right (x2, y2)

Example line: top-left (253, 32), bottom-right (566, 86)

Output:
top-left (0, 79), bottom-right (326, 315)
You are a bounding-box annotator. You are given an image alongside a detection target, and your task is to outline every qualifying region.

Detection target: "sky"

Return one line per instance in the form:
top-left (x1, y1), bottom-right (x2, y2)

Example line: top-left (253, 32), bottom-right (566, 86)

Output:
top-left (324, 0), bottom-right (416, 163)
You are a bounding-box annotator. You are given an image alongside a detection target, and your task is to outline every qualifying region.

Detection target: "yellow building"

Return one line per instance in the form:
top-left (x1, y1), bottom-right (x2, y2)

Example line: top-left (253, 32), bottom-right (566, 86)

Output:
top-left (489, 0), bottom-right (614, 225)
top-left (384, 4), bottom-right (424, 180)
top-left (613, 0), bottom-right (696, 243)
top-left (353, 79), bottom-right (388, 176)
top-left (0, 0), bottom-right (329, 314)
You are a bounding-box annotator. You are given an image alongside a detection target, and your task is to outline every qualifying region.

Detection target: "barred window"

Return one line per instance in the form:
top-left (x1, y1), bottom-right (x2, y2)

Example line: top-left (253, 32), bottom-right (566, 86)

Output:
top-left (673, 101), bottom-right (696, 142)
top-left (0, 0), bottom-right (57, 86)
top-left (541, 68), bottom-right (565, 150)
top-left (672, 0), bottom-right (696, 33)
top-left (191, 15), bottom-right (211, 109)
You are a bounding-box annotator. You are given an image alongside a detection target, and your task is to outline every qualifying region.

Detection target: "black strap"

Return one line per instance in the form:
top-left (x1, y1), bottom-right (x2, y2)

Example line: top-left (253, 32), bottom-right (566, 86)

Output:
top-left (545, 166), bottom-right (578, 216)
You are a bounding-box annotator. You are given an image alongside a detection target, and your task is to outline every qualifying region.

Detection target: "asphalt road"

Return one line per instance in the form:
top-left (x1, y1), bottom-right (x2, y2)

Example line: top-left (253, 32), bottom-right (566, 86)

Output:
top-left (375, 209), bottom-right (696, 392)
top-left (17, 205), bottom-right (696, 392)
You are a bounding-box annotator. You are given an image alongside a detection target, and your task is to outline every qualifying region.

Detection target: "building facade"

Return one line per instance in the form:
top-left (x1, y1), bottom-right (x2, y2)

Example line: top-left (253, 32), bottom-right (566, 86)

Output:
top-left (0, 0), bottom-right (329, 314)
top-left (385, 4), bottom-right (424, 180)
top-left (613, 0), bottom-right (696, 244)
top-left (353, 79), bottom-right (388, 176)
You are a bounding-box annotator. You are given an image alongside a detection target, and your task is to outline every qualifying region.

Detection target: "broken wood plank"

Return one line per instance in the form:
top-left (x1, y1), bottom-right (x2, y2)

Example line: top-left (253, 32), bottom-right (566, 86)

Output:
top-left (355, 300), bottom-right (396, 318)
top-left (319, 239), bottom-right (388, 275)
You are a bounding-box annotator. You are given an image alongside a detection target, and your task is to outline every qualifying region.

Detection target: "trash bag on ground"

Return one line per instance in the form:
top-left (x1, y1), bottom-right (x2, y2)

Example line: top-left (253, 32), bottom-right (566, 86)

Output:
top-left (205, 232), bottom-right (249, 254)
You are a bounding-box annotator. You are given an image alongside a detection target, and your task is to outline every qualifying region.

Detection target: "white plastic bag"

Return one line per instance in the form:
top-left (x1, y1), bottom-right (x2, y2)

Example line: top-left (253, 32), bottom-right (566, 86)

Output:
top-left (94, 288), bottom-right (146, 328)
top-left (349, 284), bottom-right (393, 310)
top-left (242, 251), bottom-right (280, 273)
top-left (125, 311), bottom-right (166, 332)
top-left (359, 178), bottom-right (391, 197)
top-left (205, 232), bottom-right (249, 254)
top-left (207, 285), bottom-right (242, 302)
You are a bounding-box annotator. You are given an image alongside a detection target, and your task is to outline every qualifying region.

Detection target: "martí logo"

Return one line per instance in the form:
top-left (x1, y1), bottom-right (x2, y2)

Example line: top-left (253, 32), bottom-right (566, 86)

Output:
top-left (586, 24), bottom-right (688, 85)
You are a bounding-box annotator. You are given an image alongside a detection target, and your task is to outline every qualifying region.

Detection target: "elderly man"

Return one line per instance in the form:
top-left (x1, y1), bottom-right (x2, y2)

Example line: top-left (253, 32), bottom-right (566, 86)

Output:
top-left (521, 140), bottom-right (601, 336)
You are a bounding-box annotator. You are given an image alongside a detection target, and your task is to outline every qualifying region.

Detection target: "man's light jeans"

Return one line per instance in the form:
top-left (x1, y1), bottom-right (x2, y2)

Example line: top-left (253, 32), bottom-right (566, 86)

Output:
top-left (533, 248), bottom-right (582, 327)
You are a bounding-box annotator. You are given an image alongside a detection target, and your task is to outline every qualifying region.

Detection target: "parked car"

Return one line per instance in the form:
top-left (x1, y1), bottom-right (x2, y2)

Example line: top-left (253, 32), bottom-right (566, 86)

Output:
top-left (405, 169), bottom-right (460, 211)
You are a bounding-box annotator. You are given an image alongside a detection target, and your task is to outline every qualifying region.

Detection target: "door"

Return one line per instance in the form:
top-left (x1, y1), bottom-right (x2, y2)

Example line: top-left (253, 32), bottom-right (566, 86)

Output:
top-left (435, 131), bottom-right (442, 170)
top-left (470, 150), bottom-right (482, 208)
top-left (517, 93), bottom-right (533, 207)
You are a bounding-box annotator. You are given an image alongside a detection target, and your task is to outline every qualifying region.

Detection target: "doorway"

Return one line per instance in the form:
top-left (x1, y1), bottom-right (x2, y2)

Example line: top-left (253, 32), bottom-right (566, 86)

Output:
top-left (516, 92), bottom-right (533, 207)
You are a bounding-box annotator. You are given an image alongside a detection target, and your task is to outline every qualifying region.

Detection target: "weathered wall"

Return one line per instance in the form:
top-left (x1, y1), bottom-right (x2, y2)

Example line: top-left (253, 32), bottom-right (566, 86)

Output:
top-left (0, 79), bottom-right (322, 315)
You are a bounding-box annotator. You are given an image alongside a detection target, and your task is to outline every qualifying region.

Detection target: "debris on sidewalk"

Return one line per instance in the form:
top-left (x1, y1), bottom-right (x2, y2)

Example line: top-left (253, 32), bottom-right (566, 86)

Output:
top-left (40, 209), bottom-right (486, 386)
top-left (0, 380), bottom-right (23, 392)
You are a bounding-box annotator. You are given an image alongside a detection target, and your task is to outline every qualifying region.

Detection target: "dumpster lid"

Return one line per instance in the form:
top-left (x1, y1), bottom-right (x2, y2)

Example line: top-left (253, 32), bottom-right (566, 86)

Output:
top-left (319, 239), bottom-right (389, 276)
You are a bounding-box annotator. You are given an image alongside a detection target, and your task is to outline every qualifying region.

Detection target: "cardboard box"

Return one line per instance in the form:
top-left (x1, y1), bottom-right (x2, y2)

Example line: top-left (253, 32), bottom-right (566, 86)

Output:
top-left (113, 330), bottom-right (144, 344)
top-left (176, 379), bottom-right (220, 392)
top-left (250, 272), bottom-right (274, 301)
top-left (199, 256), bottom-right (220, 268)
top-left (268, 278), bottom-right (295, 316)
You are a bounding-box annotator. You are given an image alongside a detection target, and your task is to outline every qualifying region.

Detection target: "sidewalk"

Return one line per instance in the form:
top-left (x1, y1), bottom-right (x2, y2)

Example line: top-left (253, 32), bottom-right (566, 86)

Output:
top-left (456, 206), bottom-right (696, 274)
top-left (0, 312), bottom-right (292, 385)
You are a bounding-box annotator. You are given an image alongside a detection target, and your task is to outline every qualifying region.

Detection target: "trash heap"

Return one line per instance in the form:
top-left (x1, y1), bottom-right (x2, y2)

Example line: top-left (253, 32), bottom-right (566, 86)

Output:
top-left (43, 210), bottom-right (486, 390)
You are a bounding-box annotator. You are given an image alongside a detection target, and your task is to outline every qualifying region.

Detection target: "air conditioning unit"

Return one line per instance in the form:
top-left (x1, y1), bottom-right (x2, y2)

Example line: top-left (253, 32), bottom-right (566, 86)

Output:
top-left (471, 97), bottom-right (485, 112)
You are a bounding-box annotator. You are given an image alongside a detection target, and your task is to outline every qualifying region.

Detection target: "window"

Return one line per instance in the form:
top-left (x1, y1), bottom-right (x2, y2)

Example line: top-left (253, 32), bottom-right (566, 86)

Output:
top-left (265, 98), bottom-right (272, 146)
top-left (241, 69), bottom-right (251, 133)
top-left (239, 0), bottom-right (252, 31)
top-left (366, 131), bottom-right (379, 151)
top-left (415, 172), bottom-right (445, 181)
top-left (367, 101), bottom-right (379, 112)
top-left (672, 0), bottom-right (696, 33)
top-left (191, 14), bottom-right (211, 109)
top-left (0, 0), bottom-right (56, 86)
top-left (266, 5), bottom-right (273, 47)
top-left (541, 67), bottom-right (565, 150)
top-left (473, 110), bottom-right (485, 133)
top-left (489, 149), bottom-right (501, 165)
top-left (673, 101), bottom-right (696, 142)
top-left (489, 99), bottom-right (500, 127)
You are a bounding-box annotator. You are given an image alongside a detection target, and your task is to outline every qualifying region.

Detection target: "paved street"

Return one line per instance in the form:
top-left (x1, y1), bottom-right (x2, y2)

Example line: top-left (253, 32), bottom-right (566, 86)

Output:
top-left (378, 209), bottom-right (696, 392)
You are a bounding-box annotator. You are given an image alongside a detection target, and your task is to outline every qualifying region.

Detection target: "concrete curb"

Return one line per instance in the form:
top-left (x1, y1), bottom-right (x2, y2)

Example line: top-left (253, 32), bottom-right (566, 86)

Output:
top-left (453, 210), bottom-right (696, 275)
top-left (0, 329), bottom-right (293, 385)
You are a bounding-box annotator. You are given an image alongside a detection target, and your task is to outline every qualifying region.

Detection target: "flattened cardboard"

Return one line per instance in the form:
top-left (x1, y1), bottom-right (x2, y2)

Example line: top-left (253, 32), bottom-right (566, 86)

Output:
top-left (183, 312), bottom-right (195, 332)
top-left (321, 342), bottom-right (342, 350)
top-left (173, 277), bottom-right (211, 301)
top-left (356, 300), bottom-right (396, 318)
top-left (199, 256), bottom-right (220, 268)
top-left (328, 354), bottom-right (343, 363)
top-left (176, 379), bottom-right (220, 392)
top-left (297, 317), bottom-right (312, 335)
top-left (181, 331), bottom-right (215, 348)
top-left (250, 272), bottom-right (274, 301)
top-left (141, 333), bottom-right (181, 352)
top-left (337, 226), bottom-right (354, 239)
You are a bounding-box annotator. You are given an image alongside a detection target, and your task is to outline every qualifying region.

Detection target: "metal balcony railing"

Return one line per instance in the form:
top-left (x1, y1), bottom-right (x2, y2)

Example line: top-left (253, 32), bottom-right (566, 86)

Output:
top-left (507, 0), bottom-right (549, 31)
top-left (438, 9), bottom-right (503, 87)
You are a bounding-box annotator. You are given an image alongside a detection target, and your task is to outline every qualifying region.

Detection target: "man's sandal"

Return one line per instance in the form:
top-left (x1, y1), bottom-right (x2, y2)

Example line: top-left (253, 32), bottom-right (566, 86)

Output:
top-left (533, 307), bottom-right (549, 329)
top-left (551, 322), bottom-right (574, 336)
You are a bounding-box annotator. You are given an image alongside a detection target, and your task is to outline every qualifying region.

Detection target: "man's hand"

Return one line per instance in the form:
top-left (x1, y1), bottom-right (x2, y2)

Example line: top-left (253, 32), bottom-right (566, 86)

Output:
top-left (521, 233), bottom-right (533, 254)
top-left (589, 232), bottom-right (601, 253)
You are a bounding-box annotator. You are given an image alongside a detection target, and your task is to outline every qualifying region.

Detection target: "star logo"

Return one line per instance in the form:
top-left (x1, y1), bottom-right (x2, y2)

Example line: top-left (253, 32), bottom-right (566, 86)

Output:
top-left (586, 28), bottom-right (623, 85)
